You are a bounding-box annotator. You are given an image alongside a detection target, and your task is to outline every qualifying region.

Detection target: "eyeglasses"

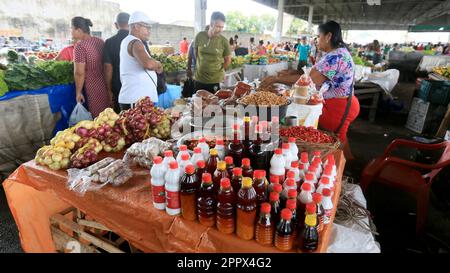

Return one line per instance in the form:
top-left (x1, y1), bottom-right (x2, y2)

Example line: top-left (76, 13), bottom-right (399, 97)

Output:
top-left (138, 23), bottom-right (152, 30)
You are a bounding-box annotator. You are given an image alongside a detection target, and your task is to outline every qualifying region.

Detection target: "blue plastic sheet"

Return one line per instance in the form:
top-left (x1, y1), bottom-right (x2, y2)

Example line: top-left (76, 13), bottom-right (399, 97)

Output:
top-left (0, 84), bottom-right (76, 135)
top-left (157, 84), bottom-right (181, 109)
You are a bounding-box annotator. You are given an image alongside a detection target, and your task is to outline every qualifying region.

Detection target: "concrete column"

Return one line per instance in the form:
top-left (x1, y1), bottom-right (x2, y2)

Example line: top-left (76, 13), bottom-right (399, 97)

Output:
top-left (194, 0), bottom-right (207, 35)
top-left (275, 0), bottom-right (284, 42)
top-left (323, 15), bottom-right (328, 23)
top-left (308, 5), bottom-right (314, 33)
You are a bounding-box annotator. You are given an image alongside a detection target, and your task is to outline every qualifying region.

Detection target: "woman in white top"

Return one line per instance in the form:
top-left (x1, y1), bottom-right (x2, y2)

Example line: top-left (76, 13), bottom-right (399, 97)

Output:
top-left (119, 11), bottom-right (163, 110)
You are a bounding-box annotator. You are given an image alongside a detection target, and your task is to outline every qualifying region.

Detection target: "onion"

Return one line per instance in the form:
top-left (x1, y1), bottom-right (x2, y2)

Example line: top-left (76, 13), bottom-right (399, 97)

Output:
top-left (76, 127), bottom-right (89, 138)
top-left (98, 128), bottom-right (105, 135)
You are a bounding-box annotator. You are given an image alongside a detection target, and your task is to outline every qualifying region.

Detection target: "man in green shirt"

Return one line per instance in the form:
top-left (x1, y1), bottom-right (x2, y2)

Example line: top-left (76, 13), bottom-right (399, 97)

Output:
top-left (191, 11), bottom-right (231, 93)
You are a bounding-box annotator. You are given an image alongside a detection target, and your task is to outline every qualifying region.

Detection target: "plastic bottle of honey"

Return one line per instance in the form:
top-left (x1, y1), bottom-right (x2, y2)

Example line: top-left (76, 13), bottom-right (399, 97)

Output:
top-left (195, 160), bottom-right (206, 191)
top-left (231, 167), bottom-right (243, 194)
top-left (274, 208), bottom-right (294, 251)
top-left (224, 156), bottom-right (235, 178)
top-left (207, 148), bottom-right (219, 175)
top-left (269, 191), bottom-right (281, 227)
top-left (253, 170), bottom-right (267, 206)
top-left (236, 177), bottom-right (257, 240)
top-left (312, 192), bottom-right (324, 233)
top-left (217, 178), bottom-right (236, 234)
top-left (180, 165), bottom-right (198, 221)
top-left (249, 125), bottom-right (267, 171)
top-left (197, 173), bottom-right (216, 227)
top-left (226, 124), bottom-right (244, 167)
top-left (299, 203), bottom-right (319, 252)
top-left (255, 202), bottom-right (274, 246)
top-left (242, 116), bottom-right (252, 158)
top-left (213, 161), bottom-right (229, 196)
top-left (241, 158), bottom-right (254, 179)
top-left (286, 199), bottom-right (298, 244)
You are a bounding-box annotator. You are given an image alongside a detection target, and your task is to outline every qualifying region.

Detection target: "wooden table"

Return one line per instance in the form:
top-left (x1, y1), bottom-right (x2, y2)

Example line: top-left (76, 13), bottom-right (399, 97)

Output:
top-left (354, 82), bottom-right (383, 122)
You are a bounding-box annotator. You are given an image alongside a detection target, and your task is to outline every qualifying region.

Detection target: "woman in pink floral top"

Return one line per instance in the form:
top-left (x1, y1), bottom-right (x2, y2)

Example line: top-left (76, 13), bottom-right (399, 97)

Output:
top-left (310, 21), bottom-right (360, 149)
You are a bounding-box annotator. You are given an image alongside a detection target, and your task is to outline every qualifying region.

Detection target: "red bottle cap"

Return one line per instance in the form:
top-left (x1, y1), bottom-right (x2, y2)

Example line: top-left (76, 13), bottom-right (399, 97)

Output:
top-left (179, 145), bottom-right (187, 151)
top-left (286, 199), bottom-right (297, 210)
top-left (233, 124), bottom-right (239, 131)
top-left (312, 161), bottom-right (319, 168)
top-left (312, 192), bottom-right (322, 204)
top-left (301, 182), bottom-right (312, 191)
top-left (291, 161), bottom-right (299, 168)
top-left (261, 170), bottom-right (267, 177)
top-left (216, 139), bottom-right (224, 145)
top-left (305, 173), bottom-right (314, 181)
top-left (169, 161), bottom-right (178, 169)
top-left (306, 203), bottom-right (317, 214)
top-left (288, 189), bottom-right (297, 199)
top-left (299, 163), bottom-right (305, 170)
top-left (313, 151), bottom-right (321, 157)
top-left (273, 184), bottom-right (282, 193)
top-left (233, 167), bottom-right (242, 176)
top-left (282, 143), bottom-right (290, 150)
top-left (225, 156), bottom-right (234, 165)
top-left (185, 165), bottom-right (195, 175)
top-left (242, 158), bottom-right (250, 167)
top-left (281, 208), bottom-right (292, 220)
top-left (322, 188), bottom-right (332, 197)
top-left (321, 177), bottom-right (330, 185)
top-left (286, 179), bottom-right (295, 187)
top-left (197, 160), bottom-right (206, 169)
top-left (202, 173), bottom-right (212, 183)
top-left (181, 153), bottom-right (190, 161)
top-left (199, 137), bottom-right (206, 143)
top-left (260, 202), bottom-right (271, 214)
top-left (275, 148), bottom-right (282, 155)
top-left (164, 150), bottom-right (173, 157)
top-left (254, 170), bottom-right (265, 179)
top-left (194, 147), bottom-right (201, 154)
top-left (327, 154), bottom-right (335, 164)
top-left (220, 178), bottom-right (231, 188)
top-left (153, 156), bottom-right (163, 164)
top-left (287, 171), bottom-right (295, 179)
top-left (270, 175), bottom-right (279, 184)
top-left (313, 157), bottom-right (322, 164)
top-left (269, 191), bottom-right (280, 202)
top-left (308, 165), bottom-right (316, 172)
top-left (288, 137), bottom-right (296, 143)
top-left (324, 164), bottom-right (333, 175)
top-left (301, 152), bottom-right (309, 161)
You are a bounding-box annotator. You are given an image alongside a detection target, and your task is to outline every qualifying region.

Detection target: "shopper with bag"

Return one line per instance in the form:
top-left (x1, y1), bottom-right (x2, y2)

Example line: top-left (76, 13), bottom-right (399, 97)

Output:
top-left (118, 11), bottom-right (163, 111)
top-left (72, 17), bottom-right (111, 118)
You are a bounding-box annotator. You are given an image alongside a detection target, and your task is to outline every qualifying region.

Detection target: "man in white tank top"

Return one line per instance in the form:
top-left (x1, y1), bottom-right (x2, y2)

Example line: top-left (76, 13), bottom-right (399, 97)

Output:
top-left (119, 11), bottom-right (163, 110)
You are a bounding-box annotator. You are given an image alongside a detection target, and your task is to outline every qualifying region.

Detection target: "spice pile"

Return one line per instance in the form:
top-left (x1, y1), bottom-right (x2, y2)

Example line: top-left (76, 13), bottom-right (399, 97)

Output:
top-left (239, 91), bottom-right (289, 106)
top-left (280, 126), bottom-right (335, 144)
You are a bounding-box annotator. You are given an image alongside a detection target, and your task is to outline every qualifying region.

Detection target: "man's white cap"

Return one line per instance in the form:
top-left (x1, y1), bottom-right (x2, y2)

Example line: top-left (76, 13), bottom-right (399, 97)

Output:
top-left (128, 11), bottom-right (155, 25)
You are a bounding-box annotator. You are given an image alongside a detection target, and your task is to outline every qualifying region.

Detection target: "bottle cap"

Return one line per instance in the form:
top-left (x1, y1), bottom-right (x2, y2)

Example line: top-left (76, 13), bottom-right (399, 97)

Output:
top-left (199, 137), bottom-right (206, 143)
top-left (320, 177), bottom-right (330, 185)
top-left (288, 189), bottom-right (297, 199)
top-left (220, 178), bottom-right (231, 189)
top-left (270, 175), bottom-right (279, 184)
top-left (233, 167), bottom-right (242, 176)
top-left (286, 179), bottom-right (295, 187)
top-left (194, 147), bottom-right (201, 154)
top-left (181, 153), bottom-right (190, 161)
top-left (286, 199), bottom-right (297, 210)
top-left (299, 163), bottom-right (305, 170)
top-left (185, 164), bottom-right (195, 175)
top-left (324, 164), bottom-right (333, 175)
top-left (216, 139), bottom-right (224, 145)
top-left (210, 149), bottom-right (218, 156)
top-left (225, 156), bottom-right (234, 165)
top-left (308, 165), bottom-right (316, 172)
top-left (164, 150), bottom-right (173, 157)
top-left (260, 202), bottom-right (271, 214)
top-left (327, 154), bottom-right (335, 164)
top-left (288, 137), bottom-right (296, 143)
top-left (242, 177), bottom-right (253, 188)
top-left (287, 171), bottom-right (295, 179)
top-left (254, 170), bottom-right (265, 179)
top-left (313, 151), bottom-right (321, 157)
top-left (301, 182), bottom-right (312, 191)
top-left (197, 160), bottom-right (206, 169)
top-left (217, 161), bottom-right (226, 170)
top-left (313, 157), bottom-right (322, 165)
top-left (153, 156), bottom-right (163, 164)
top-left (306, 203), bottom-right (317, 214)
top-left (242, 158), bottom-right (250, 167)
top-left (282, 143), bottom-right (290, 150)
top-left (273, 183), bottom-right (282, 193)
top-left (312, 192), bottom-right (322, 204)
top-left (291, 161), bottom-right (299, 168)
top-left (275, 148), bottom-right (282, 155)
top-left (244, 116), bottom-right (251, 122)
top-left (202, 173), bottom-right (212, 183)
top-left (179, 145), bottom-right (187, 151)
top-left (281, 208), bottom-right (292, 220)
top-left (269, 191), bottom-right (280, 202)
top-left (301, 152), bottom-right (309, 161)
top-left (169, 161), bottom-right (178, 169)
top-left (305, 173), bottom-right (314, 181)
top-left (322, 188), bottom-right (332, 197)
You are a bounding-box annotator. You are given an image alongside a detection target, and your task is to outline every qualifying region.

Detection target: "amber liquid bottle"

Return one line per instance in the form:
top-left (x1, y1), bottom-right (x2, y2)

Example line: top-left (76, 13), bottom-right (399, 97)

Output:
top-left (242, 158), bottom-right (254, 179)
top-left (299, 203), bottom-right (319, 252)
top-left (269, 191), bottom-right (281, 227)
top-left (196, 160), bottom-right (206, 192)
top-left (255, 202), bottom-right (274, 246)
top-left (207, 149), bottom-right (219, 175)
top-left (242, 116), bottom-right (253, 158)
top-left (231, 167), bottom-right (243, 194)
top-left (197, 173), bottom-right (216, 227)
top-left (213, 161), bottom-right (229, 196)
top-left (180, 165), bottom-right (199, 221)
top-left (225, 156), bottom-right (235, 179)
top-left (226, 124), bottom-right (244, 167)
top-left (253, 170), bottom-right (267, 207)
top-left (217, 178), bottom-right (236, 234)
top-left (236, 177), bottom-right (257, 240)
top-left (275, 208), bottom-right (294, 251)
top-left (249, 125), bottom-right (267, 171)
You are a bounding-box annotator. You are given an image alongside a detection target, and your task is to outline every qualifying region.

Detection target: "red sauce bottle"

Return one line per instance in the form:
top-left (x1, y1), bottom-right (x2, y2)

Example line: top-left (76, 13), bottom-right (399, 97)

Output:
top-left (180, 165), bottom-right (199, 221)
top-left (216, 178), bottom-right (236, 234)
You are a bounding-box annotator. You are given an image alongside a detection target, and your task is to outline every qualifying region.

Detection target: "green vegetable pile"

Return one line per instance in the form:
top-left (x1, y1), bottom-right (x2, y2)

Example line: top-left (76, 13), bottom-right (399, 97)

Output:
top-left (0, 70), bottom-right (9, 97)
top-left (352, 55), bottom-right (372, 67)
top-left (37, 61), bottom-right (74, 85)
top-left (151, 54), bottom-right (187, 73)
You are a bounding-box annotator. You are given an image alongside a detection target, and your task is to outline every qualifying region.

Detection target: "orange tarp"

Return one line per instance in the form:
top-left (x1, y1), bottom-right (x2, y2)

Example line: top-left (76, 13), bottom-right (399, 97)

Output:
top-left (3, 151), bottom-right (345, 253)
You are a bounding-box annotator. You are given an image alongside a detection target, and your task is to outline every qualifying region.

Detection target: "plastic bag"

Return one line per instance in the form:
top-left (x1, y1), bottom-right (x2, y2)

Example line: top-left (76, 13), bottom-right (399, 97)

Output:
top-left (124, 138), bottom-right (172, 168)
top-left (361, 69), bottom-right (400, 96)
top-left (69, 103), bottom-right (93, 127)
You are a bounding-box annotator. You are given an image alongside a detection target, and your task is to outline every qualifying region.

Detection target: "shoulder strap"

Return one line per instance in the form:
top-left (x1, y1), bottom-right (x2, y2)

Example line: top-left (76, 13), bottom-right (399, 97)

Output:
top-left (335, 83), bottom-right (354, 135)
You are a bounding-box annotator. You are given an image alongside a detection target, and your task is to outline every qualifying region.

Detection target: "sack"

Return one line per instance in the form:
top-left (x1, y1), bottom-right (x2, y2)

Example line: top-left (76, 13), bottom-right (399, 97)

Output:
top-left (69, 103), bottom-right (93, 127)
top-left (182, 77), bottom-right (195, 98)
